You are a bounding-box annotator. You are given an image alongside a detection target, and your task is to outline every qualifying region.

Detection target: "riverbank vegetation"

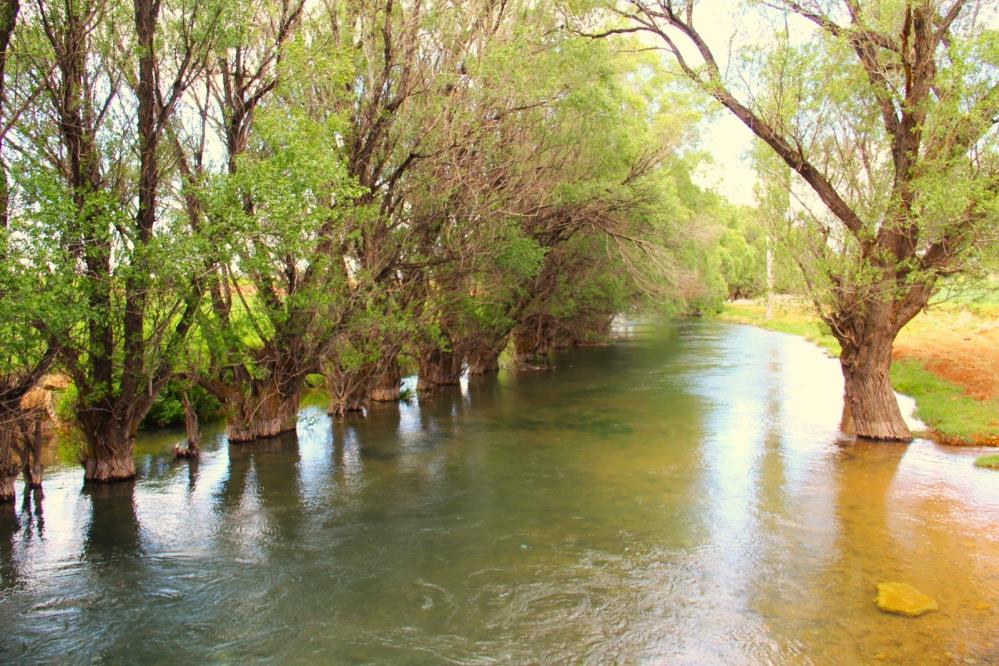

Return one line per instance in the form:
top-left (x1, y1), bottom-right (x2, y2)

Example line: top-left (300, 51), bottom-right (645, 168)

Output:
top-left (0, 0), bottom-right (732, 496)
top-left (594, 0), bottom-right (999, 441)
top-left (0, 0), bottom-right (996, 500)
top-left (720, 299), bottom-right (999, 444)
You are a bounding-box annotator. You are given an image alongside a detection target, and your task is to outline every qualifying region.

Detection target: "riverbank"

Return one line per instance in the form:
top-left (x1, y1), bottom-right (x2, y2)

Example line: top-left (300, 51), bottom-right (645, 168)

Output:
top-left (718, 300), bottom-right (999, 446)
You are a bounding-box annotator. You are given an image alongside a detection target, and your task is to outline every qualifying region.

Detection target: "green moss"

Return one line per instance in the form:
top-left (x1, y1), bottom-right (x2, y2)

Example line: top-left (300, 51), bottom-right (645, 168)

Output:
top-left (889, 359), bottom-right (999, 442)
top-left (974, 455), bottom-right (999, 469)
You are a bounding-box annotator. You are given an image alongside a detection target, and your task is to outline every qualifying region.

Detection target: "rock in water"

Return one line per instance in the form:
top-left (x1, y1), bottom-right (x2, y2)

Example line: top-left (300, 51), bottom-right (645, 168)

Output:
top-left (874, 582), bottom-right (938, 617)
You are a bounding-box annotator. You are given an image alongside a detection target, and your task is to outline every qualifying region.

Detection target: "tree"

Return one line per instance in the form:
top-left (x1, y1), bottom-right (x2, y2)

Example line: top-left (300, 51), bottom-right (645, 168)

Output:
top-left (11, 0), bottom-right (220, 480)
top-left (594, 0), bottom-right (999, 440)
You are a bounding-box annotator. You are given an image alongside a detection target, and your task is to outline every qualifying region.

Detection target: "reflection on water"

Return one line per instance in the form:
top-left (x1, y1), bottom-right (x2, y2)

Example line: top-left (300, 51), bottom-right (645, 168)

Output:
top-left (1, 319), bottom-right (997, 664)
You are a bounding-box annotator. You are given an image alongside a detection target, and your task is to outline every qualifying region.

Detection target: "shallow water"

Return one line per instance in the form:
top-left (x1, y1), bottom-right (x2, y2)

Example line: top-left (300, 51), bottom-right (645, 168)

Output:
top-left (1, 319), bottom-right (997, 664)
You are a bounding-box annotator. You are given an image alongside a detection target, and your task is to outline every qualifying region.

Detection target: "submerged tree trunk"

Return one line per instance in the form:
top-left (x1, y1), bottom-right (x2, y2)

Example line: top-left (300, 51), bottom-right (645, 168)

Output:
top-left (19, 416), bottom-right (44, 488)
top-left (327, 363), bottom-right (372, 417)
top-left (0, 428), bottom-right (17, 503)
top-left (513, 318), bottom-right (556, 369)
top-left (79, 417), bottom-right (138, 483)
top-left (369, 360), bottom-right (401, 402)
top-left (417, 347), bottom-right (463, 393)
top-left (833, 298), bottom-right (913, 442)
top-left (839, 337), bottom-right (911, 441)
top-left (174, 392), bottom-right (201, 458)
top-left (466, 337), bottom-right (505, 376)
top-left (227, 385), bottom-right (301, 443)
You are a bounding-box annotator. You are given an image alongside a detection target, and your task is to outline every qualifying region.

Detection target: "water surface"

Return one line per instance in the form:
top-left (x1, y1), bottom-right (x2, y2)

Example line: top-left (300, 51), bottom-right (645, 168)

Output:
top-left (1, 320), bottom-right (997, 664)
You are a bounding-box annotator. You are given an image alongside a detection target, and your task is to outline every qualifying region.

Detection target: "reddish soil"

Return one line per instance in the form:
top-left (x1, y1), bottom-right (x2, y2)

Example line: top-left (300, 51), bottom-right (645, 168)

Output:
top-left (893, 311), bottom-right (999, 401)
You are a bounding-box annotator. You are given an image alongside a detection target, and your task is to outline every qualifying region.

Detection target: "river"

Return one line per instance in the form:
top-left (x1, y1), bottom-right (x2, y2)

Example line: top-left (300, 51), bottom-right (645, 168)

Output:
top-left (1, 319), bottom-right (997, 664)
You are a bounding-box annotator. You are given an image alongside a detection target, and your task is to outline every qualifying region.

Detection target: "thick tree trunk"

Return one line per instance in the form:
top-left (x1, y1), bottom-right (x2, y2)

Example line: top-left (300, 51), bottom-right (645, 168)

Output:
top-left (417, 347), bottom-right (463, 393)
top-left (227, 385), bottom-right (300, 443)
top-left (466, 337), bottom-right (505, 376)
top-left (369, 361), bottom-right (401, 402)
top-left (76, 404), bottom-right (139, 482)
top-left (514, 318), bottom-right (555, 369)
top-left (81, 419), bottom-right (137, 482)
top-left (839, 333), bottom-right (911, 442)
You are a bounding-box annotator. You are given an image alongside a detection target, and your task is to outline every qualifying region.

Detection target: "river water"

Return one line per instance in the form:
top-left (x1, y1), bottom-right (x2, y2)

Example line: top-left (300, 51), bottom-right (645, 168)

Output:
top-left (1, 320), bottom-right (997, 664)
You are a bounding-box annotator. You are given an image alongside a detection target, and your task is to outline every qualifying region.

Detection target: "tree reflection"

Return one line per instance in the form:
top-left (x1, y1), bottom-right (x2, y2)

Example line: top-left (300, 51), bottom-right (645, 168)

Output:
top-left (82, 481), bottom-right (141, 562)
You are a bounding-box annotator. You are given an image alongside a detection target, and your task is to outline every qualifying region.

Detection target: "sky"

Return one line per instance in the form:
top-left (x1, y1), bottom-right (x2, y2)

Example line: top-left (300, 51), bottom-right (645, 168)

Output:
top-left (698, 113), bottom-right (758, 206)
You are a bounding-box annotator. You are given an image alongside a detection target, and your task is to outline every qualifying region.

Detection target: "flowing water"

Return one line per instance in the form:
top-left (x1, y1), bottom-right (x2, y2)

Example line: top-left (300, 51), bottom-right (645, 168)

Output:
top-left (1, 320), bottom-right (998, 664)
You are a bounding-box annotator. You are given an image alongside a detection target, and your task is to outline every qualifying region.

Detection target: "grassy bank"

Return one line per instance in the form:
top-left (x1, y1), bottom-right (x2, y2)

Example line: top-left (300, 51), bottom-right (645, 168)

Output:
top-left (718, 301), bottom-right (999, 446)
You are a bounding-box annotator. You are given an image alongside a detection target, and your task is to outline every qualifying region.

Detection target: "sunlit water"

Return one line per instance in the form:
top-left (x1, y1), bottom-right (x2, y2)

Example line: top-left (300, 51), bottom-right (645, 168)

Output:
top-left (1, 320), bottom-right (998, 664)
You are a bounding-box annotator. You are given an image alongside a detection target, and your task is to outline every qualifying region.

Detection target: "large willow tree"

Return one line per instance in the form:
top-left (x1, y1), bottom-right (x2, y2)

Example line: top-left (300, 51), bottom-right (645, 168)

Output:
top-left (591, 0), bottom-right (999, 440)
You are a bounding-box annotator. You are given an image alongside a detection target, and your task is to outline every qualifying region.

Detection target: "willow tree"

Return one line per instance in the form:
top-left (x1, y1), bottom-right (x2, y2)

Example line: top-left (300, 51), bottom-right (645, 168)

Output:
top-left (10, 0), bottom-right (220, 480)
top-left (595, 0), bottom-right (999, 440)
top-left (171, 0), bottom-right (335, 442)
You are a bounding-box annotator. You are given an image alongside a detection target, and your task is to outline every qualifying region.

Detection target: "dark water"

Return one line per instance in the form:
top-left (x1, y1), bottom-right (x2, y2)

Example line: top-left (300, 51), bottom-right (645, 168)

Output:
top-left (1, 320), bottom-right (997, 664)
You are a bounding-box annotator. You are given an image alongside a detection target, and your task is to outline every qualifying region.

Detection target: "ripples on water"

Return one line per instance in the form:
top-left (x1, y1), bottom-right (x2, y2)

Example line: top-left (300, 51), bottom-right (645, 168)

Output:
top-left (1, 320), bottom-right (997, 664)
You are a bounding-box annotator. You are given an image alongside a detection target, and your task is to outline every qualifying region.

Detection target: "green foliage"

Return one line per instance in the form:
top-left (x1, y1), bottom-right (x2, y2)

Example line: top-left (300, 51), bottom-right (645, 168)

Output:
top-left (140, 382), bottom-right (223, 430)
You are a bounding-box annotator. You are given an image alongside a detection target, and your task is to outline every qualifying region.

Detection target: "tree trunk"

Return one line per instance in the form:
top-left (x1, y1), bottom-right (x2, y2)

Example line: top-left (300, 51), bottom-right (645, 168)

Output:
top-left (175, 392), bottom-right (201, 458)
top-left (467, 349), bottom-right (500, 375)
top-left (839, 333), bottom-right (911, 442)
top-left (0, 472), bottom-right (14, 504)
top-left (0, 429), bottom-right (16, 503)
top-left (369, 360), bottom-right (401, 402)
top-left (327, 364), bottom-right (371, 418)
top-left (20, 416), bottom-right (44, 488)
top-left (81, 419), bottom-right (137, 483)
top-left (466, 337), bottom-right (505, 376)
top-left (227, 384), bottom-right (300, 443)
top-left (514, 318), bottom-right (555, 369)
top-left (328, 385), bottom-right (368, 417)
top-left (417, 347), bottom-right (463, 393)
top-left (0, 422), bottom-right (19, 502)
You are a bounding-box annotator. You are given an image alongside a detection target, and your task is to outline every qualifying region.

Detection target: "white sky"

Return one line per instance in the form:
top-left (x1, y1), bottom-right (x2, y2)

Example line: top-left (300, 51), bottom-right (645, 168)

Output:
top-left (697, 114), bottom-right (758, 206)
top-left (669, 0), bottom-right (999, 208)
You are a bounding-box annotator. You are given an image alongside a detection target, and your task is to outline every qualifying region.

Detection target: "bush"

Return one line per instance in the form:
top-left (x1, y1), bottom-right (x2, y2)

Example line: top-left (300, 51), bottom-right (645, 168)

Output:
top-left (141, 382), bottom-right (223, 430)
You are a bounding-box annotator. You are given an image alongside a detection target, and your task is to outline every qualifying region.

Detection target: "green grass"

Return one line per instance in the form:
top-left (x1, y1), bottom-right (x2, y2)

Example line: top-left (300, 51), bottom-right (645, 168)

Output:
top-left (718, 303), bottom-right (840, 355)
top-left (717, 301), bottom-right (999, 445)
top-left (889, 359), bottom-right (999, 442)
top-left (975, 454), bottom-right (999, 469)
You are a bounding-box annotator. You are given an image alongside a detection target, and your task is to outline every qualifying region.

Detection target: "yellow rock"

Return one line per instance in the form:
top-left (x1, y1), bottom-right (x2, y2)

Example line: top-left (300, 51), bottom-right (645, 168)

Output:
top-left (975, 602), bottom-right (991, 611)
top-left (874, 582), bottom-right (938, 617)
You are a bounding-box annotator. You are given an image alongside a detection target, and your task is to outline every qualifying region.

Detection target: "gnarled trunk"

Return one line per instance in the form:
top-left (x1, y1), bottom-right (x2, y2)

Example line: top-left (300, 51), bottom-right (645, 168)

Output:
top-left (81, 418), bottom-right (138, 483)
top-left (369, 360), bottom-right (401, 402)
top-left (835, 305), bottom-right (912, 442)
top-left (227, 384), bottom-right (300, 443)
top-left (417, 347), bottom-right (463, 393)
top-left (839, 338), bottom-right (911, 441)
top-left (466, 337), bottom-right (505, 376)
top-left (514, 317), bottom-right (556, 369)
